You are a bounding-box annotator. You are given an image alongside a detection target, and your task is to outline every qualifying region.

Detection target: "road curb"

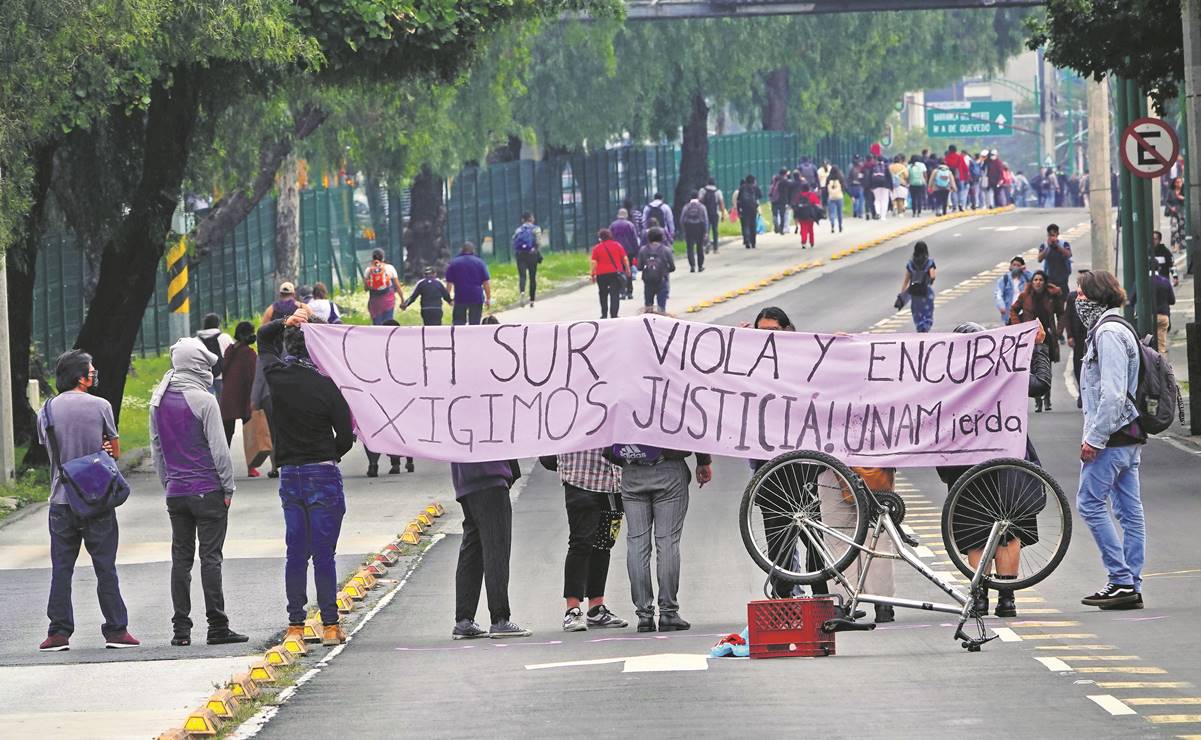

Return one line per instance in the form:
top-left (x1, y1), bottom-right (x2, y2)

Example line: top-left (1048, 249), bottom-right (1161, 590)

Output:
top-left (0, 499), bottom-right (47, 531)
top-left (683, 205), bottom-right (1016, 315)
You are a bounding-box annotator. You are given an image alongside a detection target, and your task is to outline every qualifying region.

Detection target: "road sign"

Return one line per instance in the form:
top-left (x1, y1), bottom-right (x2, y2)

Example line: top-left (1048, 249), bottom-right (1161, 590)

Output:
top-left (925, 100), bottom-right (1014, 138)
top-left (1120, 117), bottom-right (1179, 179)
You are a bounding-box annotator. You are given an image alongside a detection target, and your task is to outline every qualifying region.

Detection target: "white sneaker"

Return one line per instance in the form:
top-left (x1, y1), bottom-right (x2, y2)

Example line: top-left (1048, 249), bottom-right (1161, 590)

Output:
top-left (562, 607), bottom-right (587, 632)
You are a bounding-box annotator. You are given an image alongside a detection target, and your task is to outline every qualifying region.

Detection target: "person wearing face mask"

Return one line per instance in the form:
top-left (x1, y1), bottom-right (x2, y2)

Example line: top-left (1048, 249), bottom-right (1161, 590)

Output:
top-left (1074, 271), bottom-right (1147, 611)
top-left (994, 256), bottom-right (1032, 323)
top-left (1009, 270), bottom-right (1065, 411)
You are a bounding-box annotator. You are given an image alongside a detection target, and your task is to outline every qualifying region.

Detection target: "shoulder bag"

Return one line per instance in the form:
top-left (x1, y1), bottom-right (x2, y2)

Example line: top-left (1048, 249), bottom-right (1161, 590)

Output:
top-left (43, 397), bottom-right (130, 517)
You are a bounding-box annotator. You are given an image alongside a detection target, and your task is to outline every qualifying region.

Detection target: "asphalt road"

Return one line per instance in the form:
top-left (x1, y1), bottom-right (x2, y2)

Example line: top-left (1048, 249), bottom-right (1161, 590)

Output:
top-left (255, 207), bottom-right (1201, 739)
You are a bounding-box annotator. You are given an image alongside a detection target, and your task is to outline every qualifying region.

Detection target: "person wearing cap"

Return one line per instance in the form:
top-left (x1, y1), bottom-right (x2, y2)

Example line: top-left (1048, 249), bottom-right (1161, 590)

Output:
top-left (401, 266), bottom-right (453, 326)
top-left (994, 256), bottom-right (1032, 323)
top-left (261, 282), bottom-right (301, 324)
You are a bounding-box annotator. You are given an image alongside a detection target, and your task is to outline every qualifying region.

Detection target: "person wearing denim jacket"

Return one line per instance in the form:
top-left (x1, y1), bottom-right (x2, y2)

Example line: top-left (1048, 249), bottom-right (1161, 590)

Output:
top-left (260, 310), bottom-right (356, 646)
top-left (1074, 271), bottom-right (1146, 611)
top-left (994, 256), bottom-right (1032, 322)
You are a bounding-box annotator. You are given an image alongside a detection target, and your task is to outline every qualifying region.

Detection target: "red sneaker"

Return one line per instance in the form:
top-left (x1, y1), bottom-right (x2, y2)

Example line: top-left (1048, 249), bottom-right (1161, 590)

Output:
top-left (104, 631), bottom-right (141, 649)
top-left (248, 468), bottom-right (261, 478)
top-left (38, 634), bottom-right (70, 652)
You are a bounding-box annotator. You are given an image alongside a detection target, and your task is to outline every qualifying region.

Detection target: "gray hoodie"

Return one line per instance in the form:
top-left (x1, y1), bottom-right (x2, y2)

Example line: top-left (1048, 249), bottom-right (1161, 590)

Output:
top-left (150, 338), bottom-right (236, 497)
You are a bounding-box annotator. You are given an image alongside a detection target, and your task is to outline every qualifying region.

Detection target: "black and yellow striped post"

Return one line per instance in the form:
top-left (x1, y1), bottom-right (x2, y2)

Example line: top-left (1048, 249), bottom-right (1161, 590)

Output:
top-left (166, 237), bottom-right (191, 340)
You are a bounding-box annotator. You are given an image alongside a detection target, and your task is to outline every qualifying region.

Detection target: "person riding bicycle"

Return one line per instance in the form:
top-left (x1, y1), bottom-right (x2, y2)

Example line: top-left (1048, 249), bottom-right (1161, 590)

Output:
top-left (935, 320), bottom-right (1051, 619)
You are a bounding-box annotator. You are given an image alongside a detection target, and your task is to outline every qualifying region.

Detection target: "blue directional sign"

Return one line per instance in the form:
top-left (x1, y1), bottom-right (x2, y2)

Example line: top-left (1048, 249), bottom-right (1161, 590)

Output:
top-left (925, 101), bottom-right (1014, 138)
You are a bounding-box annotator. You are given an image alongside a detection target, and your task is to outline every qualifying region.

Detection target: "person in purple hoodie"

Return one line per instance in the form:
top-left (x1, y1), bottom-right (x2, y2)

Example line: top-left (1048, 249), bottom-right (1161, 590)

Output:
top-left (150, 337), bottom-right (248, 647)
top-left (450, 458), bottom-right (531, 640)
top-left (609, 207), bottom-right (640, 299)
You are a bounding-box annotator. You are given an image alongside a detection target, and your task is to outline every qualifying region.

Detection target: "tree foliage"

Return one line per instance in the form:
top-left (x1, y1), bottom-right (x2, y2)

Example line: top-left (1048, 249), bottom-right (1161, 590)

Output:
top-left (1026, 0), bottom-right (1184, 110)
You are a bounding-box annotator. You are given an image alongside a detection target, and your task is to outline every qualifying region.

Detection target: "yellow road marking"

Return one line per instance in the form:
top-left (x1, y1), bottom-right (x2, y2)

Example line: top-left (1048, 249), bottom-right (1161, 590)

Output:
top-left (1146, 716), bottom-right (1201, 724)
top-left (1017, 608), bottom-right (1063, 614)
top-left (1075, 667), bottom-right (1168, 674)
top-left (1035, 645), bottom-right (1115, 650)
top-left (1015, 596), bottom-right (1046, 604)
top-left (1051, 655), bottom-right (1139, 661)
top-left (1126, 699), bottom-right (1201, 706)
top-left (1096, 682), bottom-right (1192, 689)
top-left (1011, 620), bottom-right (1080, 628)
top-left (1019, 634), bottom-right (1098, 640)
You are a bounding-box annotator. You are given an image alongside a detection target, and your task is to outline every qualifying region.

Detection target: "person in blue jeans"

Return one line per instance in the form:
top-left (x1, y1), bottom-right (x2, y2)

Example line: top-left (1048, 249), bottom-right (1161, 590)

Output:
top-left (1074, 271), bottom-right (1146, 611)
top-left (260, 309), bottom-right (356, 645)
top-left (636, 227), bottom-right (675, 314)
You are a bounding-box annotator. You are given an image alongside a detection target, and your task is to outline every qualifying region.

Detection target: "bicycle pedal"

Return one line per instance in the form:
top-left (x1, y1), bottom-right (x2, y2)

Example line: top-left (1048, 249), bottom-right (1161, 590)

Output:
top-left (899, 531), bottom-right (920, 547)
top-left (822, 618), bottom-right (876, 634)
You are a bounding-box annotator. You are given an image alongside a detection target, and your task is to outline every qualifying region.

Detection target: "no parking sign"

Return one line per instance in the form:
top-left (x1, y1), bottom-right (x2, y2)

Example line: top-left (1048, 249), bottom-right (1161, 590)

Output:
top-left (1120, 117), bottom-right (1180, 179)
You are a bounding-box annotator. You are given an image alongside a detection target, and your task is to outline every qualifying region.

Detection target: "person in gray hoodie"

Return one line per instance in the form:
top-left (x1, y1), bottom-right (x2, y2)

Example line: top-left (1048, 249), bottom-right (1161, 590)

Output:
top-left (150, 337), bottom-right (248, 646)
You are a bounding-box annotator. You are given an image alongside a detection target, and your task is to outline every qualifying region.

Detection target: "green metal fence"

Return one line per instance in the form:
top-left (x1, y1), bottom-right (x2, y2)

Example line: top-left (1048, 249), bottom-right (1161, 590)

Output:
top-left (32, 132), bottom-right (871, 361)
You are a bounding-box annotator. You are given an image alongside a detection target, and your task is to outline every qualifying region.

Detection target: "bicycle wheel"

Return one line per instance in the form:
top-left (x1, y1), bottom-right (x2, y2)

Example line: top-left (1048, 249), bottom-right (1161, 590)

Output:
top-left (941, 457), bottom-right (1071, 591)
top-left (739, 450), bottom-right (870, 585)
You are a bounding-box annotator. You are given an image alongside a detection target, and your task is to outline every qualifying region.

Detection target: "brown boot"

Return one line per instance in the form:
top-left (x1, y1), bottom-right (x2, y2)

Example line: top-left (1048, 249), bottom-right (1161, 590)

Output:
top-left (321, 624), bottom-right (347, 646)
top-left (285, 624), bottom-right (305, 642)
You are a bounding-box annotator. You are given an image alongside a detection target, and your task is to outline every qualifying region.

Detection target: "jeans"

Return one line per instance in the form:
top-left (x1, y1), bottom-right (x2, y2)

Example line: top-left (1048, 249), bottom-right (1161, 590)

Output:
top-left (850, 187), bottom-right (864, 217)
top-left (452, 303), bottom-right (484, 325)
top-left (420, 308), bottom-right (443, 326)
top-left (563, 485), bottom-right (615, 601)
top-left (596, 272), bottom-right (623, 319)
top-left (684, 224), bottom-right (706, 270)
top-left (280, 464), bottom-right (346, 625)
top-left (622, 460), bottom-right (690, 618)
top-left (455, 486), bottom-right (513, 624)
top-left (739, 209), bottom-right (757, 247)
top-left (706, 212), bottom-right (719, 251)
top-left (47, 504), bottom-right (128, 637)
top-left (371, 309), bottom-right (395, 325)
top-left (1077, 445), bottom-right (1144, 589)
top-left (910, 187), bottom-right (925, 216)
top-left (771, 202), bottom-right (787, 233)
top-left (167, 491), bottom-right (229, 634)
top-left (643, 278), bottom-right (669, 312)
top-left (827, 199), bottom-right (843, 231)
top-left (955, 187), bottom-right (968, 211)
top-left (516, 250), bottom-right (538, 302)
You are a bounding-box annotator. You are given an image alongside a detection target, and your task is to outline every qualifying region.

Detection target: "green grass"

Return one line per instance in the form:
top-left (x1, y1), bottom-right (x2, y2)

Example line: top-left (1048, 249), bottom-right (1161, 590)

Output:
top-left (119, 353), bottom-right (171, 453)
top-left (0, 467), bottom-right (52, 522)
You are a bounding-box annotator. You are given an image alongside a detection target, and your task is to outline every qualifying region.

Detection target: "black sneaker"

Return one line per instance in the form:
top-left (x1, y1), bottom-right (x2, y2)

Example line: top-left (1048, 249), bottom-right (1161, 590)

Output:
top-left (207, 627), bottom-right (249, 645)
top-left (874, 604), bottom-right (895, 624)
top-left (1082, 583), bottom-right (1139, 607)
top-left (451, 619), bottom-right (488, 640)
top-left (658, 613), bottom-right (690, 632)
top-left (489, 620), bottom-right (532, 639)
top-left (586, 605), bottom-right (628, 629)
top-left (367, 465), bottom-right (379, 478)
top-left (1099, 593), bottom-right (1144, 611)
top-left (637, 616), bottom-right (656, 633)
top-left (170, 633), bottom-right (191, 647)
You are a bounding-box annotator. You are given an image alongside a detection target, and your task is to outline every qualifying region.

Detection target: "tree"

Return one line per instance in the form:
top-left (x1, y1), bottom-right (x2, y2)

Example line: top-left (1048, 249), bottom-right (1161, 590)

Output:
top-left (1026, 0), bottom-right (1184, 109)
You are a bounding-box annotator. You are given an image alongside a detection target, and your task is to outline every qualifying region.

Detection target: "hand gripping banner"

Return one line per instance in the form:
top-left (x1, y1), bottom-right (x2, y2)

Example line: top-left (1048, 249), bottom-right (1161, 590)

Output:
top-left (303, 316), bottom-right (1038, 467)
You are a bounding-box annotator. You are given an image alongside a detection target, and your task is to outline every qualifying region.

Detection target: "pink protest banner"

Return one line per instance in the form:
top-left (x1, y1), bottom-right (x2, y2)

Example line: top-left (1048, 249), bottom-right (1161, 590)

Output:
top-left (303, 317), bottom-right (1038, 467)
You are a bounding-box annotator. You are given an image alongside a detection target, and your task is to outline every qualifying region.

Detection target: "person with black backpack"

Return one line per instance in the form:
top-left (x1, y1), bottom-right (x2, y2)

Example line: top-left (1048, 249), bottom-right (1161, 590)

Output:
top-left (1075, 271), bottom-right (1158, 611)
top-left (511, 212), bottom-right (541, 308)
top-left (642, 194), bottom-right (674, 246)
top-left (698, 180), bottom-right (725, 252)
top-left (868, 157), bottom-right (892, 221)
top-left (898, 241), bottom-right (937, 332)
top-left (679, 193), bottom-right (710, 272)
top-left (636, 227), bottom-right (676, 314)
top-left (769, 168), bottom-right (788, 235)
top-left (736, 175), bottom-right (762, 249)
top-left (196, 313), bottom-right (233, 398)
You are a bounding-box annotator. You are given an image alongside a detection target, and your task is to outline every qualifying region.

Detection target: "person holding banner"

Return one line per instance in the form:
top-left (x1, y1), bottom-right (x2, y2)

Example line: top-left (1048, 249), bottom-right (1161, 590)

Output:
top-left (607, 445), bottom-right (712, 633)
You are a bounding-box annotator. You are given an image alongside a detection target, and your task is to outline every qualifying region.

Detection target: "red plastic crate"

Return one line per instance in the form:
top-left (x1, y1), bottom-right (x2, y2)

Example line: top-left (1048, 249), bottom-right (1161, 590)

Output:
top-left (747, 597), bottom-right (838, 659)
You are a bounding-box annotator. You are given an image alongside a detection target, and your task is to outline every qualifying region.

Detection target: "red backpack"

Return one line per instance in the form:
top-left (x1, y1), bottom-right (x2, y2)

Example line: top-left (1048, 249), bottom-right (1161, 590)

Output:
top-left (365, 261), bottom-right (389, 292)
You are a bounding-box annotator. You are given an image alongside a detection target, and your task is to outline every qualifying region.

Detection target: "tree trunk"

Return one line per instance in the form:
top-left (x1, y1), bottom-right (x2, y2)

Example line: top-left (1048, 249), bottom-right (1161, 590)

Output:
top-left (6, 143), bottom-right (55, 465)
top-left (275, 152), bottom-right (300, 286)
top-left (672, 93), bottom-right (711, 220)
top-left (762, 67), bottom-right (789, 131)
top-left (486, 135), bottom-right (524, 165)
top-left (404, 164), bottom-right (448, 275)
top-left (73, 68), bottom-right (200, 425)
top-left (192, 105), bottom-right (327, 258)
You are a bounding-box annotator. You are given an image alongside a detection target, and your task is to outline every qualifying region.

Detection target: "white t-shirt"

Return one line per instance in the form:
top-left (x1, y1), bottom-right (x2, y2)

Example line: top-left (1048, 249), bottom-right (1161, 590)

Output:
top-left (1009, 276), bottom-right (1023, 305)
top-left (307, 298), bottom-right (337, 323)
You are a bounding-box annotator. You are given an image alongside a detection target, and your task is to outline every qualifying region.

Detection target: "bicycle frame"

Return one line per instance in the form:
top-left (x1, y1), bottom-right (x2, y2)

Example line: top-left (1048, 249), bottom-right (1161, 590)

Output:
top-left (794, 505), bottom-right (1010, 649)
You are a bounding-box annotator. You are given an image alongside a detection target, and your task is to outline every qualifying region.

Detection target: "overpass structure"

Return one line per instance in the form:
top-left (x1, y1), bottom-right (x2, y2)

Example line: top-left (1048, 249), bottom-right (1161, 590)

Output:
top-left (623, 0), bottom-right (1044, 19)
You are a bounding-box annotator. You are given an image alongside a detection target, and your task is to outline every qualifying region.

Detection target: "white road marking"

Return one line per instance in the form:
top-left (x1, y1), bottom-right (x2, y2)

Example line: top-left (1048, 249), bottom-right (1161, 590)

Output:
top-left (1087, 695), bottom-right (1138, 716)
top-left (525, 653), bottom-right (710, 673)
top-left (993, 627), bottom-right (1022, 642)
top-left (914, 545), bottom-right (936, 558)
top-left (1035, 657), bottom-right (1074, 672)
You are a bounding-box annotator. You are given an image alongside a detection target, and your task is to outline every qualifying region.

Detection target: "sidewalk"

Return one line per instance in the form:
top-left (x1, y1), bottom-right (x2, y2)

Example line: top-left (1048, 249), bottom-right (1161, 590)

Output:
top-left (1168, 264), bottom-right (1197, 439)
top-left (0, 205), bottom-right (1011, 739)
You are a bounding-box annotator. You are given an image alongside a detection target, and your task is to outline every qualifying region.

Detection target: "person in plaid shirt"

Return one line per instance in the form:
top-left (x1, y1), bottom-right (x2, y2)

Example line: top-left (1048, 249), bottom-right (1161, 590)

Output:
top-left (541, 450), bottom-right (630, 633)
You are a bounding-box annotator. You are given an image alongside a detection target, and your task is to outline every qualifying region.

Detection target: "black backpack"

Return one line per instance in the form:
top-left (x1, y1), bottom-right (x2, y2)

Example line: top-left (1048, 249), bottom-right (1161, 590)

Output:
top-left (1091, 315), bottom-right (1183, 436)
top-left (907, 261), bottom-right (931, 296)
top-left (737, 184), bottom-right (758, 210)
top-left (701, 187), bottom-right (718, 214)
top-left (641, 247), bottom-right (666, 285)
top-left (869, 163), bottom-right (890, 189)
top-left (199, 334), bottom-right (225, 378)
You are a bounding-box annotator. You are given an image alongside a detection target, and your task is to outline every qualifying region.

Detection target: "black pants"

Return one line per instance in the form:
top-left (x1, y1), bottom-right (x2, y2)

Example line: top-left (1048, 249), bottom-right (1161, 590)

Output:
top-left (223, 419), bottom-right (236, 447)
top-left (740, 209), bottom-right (757, 247)
top-left (596, 272), bottom-right (623, 319)
top-left (47, 504), bottom-right (128, 637)
top-left (167, 491), bottom-right (229, 634)
top-left (684, 224), bottom-right (706, 270)
top-left (931, 189), bottom-right (949, 215)
top-left (707, 211), bottom-right (720, 251)
top-left (516, 251), bottom-right (538, 302)
top-left (455, 486), bottom-right (513, 624)
top-left (365, 449), bottom-right (413, 470)
top-left (910, 187), bottom-right (925, 215)
top-left (452, 303), bottom-right (483, 325)
top-left (420, 308), bottom-right (443, 326)
top-left (563, 485), bottom-right (617, 600)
